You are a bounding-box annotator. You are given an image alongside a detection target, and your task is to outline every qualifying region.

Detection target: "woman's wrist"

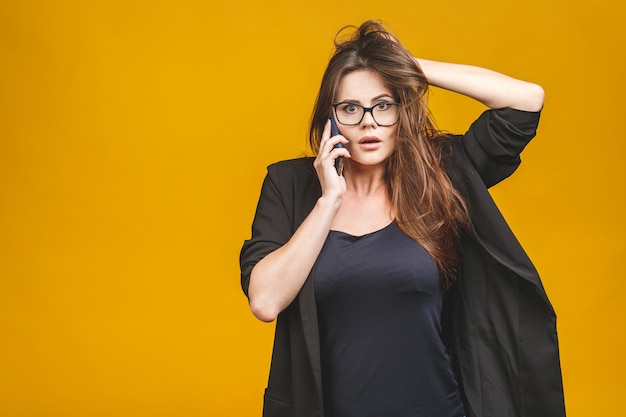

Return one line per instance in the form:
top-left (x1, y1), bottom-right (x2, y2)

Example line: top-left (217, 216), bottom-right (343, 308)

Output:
top-left (317, 194), bottom-right (342, 215)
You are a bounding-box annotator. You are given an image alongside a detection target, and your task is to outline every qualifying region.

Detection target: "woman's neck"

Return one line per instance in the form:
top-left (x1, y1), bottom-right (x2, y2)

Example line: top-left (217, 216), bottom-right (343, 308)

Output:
top-left (342, 162), bottom-right (387, 196)
top-left (330, 161), bottom-right (394, 235)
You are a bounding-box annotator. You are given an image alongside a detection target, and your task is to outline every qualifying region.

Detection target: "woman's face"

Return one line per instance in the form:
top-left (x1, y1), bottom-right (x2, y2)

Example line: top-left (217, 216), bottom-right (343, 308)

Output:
top-left (333, 69), bottom-right (398, 169)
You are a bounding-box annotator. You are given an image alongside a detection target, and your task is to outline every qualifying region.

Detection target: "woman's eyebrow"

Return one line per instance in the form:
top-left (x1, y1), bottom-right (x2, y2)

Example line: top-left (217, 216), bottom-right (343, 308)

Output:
top-left (336, 93), bottom-right (395, 103)
top-left (372, 93), bottom-right (395, 101)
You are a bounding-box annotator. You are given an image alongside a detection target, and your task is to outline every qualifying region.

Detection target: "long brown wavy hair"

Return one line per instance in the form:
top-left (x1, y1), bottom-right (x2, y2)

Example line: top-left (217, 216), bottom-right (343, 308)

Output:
top-left (309, 21), bottom-right (470, 287)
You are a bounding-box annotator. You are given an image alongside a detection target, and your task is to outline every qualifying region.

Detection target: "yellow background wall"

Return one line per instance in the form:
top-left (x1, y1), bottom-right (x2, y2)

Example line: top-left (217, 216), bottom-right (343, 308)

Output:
top-left (1, 1), bottom-right (624, 416)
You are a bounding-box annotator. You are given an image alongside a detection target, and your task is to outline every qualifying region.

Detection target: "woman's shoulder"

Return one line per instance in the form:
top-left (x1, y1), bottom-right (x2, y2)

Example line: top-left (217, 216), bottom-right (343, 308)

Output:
top-left (267, 156), bottom-right (315, 173)
top-left (437, 133), bottom-right (465, 160)
top-left (265, 156), bottom-right (319, 189)
top-left (438, 107), bottom-right (542, 188)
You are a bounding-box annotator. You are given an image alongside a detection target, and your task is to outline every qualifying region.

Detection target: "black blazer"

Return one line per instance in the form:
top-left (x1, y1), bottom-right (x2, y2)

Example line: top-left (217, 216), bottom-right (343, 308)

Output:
top-left (240, 108), bottom-right (566, 417)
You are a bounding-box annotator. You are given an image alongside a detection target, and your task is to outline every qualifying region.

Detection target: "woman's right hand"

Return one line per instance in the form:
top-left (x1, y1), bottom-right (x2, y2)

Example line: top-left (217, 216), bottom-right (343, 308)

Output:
top-left (313, 119), bottom-right (350, 204)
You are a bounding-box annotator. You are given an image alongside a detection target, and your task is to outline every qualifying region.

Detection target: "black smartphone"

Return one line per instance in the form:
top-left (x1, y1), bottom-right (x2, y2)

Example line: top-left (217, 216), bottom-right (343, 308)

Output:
top-left (330, 114), bottom-right (343, 175)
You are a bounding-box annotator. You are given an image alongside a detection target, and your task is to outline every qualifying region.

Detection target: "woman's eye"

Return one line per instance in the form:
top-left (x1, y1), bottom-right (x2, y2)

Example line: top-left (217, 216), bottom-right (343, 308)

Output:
top-left (376, 102), bottom-right (390, 110)
top-left (343, 104), bottom-right (359, 114)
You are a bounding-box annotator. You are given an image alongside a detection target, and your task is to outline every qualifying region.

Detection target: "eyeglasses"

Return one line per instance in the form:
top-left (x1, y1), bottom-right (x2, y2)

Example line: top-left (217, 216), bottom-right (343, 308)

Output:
top-left (332, 101), bottom-right (400, 126)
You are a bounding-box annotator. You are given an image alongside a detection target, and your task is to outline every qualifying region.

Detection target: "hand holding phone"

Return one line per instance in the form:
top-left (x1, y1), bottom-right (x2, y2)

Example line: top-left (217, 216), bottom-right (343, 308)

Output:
top-left (330, 114), bottom-right (343, 175)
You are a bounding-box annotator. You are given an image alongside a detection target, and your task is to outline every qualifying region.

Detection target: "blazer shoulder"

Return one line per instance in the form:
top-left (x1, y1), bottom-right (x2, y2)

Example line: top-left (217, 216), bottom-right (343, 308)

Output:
top-left (267, 156), bottom-right (316, 175)
top-left (266, 157), bottom-right (318, 190)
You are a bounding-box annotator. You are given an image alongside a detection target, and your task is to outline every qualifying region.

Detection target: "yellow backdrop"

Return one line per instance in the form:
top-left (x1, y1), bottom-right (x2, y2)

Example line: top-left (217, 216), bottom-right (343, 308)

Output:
top-left (1, 1), bottom-right (624, 416)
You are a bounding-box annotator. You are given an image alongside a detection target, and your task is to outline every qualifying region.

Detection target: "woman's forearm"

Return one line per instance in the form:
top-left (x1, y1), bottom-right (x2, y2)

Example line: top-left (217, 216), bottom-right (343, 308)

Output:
top-left (416, 58), bottom-right (544, 111)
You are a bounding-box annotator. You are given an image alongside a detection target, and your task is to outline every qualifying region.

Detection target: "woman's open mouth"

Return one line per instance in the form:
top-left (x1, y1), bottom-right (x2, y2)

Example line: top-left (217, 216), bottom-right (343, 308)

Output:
top-left (358, 136), bottom-right (382, 150)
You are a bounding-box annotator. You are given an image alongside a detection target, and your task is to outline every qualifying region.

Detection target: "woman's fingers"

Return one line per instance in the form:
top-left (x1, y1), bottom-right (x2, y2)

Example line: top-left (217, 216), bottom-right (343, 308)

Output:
top-left (318, 120), bottom-right (349, 161)
top-left (316, 138), bottom-right (349, 173)
top-left (314, 121), bottom-right (350, 199)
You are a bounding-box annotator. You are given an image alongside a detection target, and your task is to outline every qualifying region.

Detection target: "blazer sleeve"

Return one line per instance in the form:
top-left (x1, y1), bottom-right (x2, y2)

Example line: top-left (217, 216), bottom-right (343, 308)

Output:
top-left (462, 107), bottom-right (541, 188)
top-left (239, 163), bottom-right (294, 298)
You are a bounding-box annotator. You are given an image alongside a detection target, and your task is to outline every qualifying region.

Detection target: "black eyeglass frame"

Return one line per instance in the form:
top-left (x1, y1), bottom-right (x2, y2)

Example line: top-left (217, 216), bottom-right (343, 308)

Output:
top-left (331, 101), bottom-right (401, 127)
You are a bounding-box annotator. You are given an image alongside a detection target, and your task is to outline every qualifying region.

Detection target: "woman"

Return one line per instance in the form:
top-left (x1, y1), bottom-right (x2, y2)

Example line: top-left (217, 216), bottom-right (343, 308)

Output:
top-left (240, 21), bottom-right (565, 417)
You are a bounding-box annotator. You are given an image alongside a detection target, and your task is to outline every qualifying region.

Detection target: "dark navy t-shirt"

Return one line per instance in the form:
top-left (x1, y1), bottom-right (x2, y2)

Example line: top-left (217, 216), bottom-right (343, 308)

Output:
top-left (314, 222), bottom-right (464, 417)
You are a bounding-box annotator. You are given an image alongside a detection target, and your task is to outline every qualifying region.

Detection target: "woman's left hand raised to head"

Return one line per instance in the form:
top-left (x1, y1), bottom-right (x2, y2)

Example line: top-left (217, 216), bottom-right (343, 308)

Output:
top-left (415, 58), bottom-right (545, 112)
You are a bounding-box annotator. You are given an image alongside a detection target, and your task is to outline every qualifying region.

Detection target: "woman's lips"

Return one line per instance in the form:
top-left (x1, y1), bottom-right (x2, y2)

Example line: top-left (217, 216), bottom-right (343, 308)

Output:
top-left (358, 136), bottom-right (382, 150)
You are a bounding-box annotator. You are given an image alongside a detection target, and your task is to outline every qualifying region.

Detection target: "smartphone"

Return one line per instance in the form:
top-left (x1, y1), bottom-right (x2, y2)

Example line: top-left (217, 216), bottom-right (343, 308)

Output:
top-left (330, 114), bottom-right (343, 175)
